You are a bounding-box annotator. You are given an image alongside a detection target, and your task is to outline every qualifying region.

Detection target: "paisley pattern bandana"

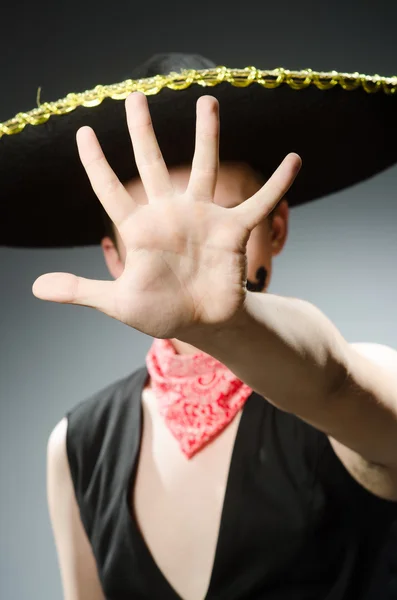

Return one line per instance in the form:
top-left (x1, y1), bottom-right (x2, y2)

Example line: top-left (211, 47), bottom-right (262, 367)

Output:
top-left (145, 338), bottom-right (253, 459)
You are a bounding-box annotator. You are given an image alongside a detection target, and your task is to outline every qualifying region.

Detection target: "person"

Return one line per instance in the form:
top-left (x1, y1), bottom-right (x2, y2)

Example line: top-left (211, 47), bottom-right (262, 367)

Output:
top-left (2, 53), bottom-right (397, 599)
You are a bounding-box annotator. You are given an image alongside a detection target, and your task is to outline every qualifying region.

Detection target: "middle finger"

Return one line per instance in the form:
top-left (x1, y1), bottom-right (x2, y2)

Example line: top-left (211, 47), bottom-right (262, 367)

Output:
top-left (187, 95), bottom-right (220, 201)
top-left (125, 92), bottom-right (173, 200)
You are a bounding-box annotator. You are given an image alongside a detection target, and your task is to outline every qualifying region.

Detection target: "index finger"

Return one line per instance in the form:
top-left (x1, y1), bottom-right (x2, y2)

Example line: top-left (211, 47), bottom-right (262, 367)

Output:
top-left (234, 153), bottom-right (302, 231)
top-left (125, 92), bottom-right (173, 201)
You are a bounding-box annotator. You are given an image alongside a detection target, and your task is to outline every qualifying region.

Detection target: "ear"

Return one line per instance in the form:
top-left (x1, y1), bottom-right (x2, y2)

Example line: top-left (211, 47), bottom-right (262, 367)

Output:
top-left (101, 237), bottom-right (124, 279)
top-left (270, 199), bottom-right (289, 256)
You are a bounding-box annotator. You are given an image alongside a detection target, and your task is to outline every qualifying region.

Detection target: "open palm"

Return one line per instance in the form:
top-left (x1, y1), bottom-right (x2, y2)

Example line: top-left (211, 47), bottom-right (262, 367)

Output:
top-left (32, 92), bottom-right (301, 339)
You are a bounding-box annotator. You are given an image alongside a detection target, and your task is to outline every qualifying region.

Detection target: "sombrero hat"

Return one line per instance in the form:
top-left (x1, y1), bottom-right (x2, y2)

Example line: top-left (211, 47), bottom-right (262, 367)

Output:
top-left (1, 52), bottom-right (396, 249)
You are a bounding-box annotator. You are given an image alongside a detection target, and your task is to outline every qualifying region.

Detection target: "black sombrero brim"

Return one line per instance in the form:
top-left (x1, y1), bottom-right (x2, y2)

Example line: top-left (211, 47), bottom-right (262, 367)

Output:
top-left (1, 67), bottom-right (397, 248)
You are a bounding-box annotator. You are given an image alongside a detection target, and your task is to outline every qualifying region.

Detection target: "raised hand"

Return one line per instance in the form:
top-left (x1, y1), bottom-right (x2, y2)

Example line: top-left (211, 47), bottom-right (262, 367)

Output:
top-left (32, 92), bottom-right (301, 340)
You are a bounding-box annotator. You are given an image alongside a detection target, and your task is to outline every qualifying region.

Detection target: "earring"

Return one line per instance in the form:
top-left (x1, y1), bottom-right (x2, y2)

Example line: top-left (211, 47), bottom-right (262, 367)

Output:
top-left (247, 266), bottom-right (268, 292)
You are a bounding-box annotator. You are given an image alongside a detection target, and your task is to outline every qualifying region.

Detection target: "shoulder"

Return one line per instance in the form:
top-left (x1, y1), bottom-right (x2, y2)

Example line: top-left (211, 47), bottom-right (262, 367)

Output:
top-left (66, 366), bottom-right (147, 441)
top-left (349, 342), bottom-right (397, 370)
top-left (46, 418), bottom-right (74, 521)
top-left (47, 417), bottom-right (69, 480)
top-left (58, 367), bottom-right (147, 499)
top-left (46, 418), bottom-right (106, 600)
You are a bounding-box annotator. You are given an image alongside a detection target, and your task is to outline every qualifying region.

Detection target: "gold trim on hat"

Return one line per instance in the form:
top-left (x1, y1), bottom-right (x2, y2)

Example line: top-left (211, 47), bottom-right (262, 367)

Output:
top-left (1, 66), bottom-right (396, 139)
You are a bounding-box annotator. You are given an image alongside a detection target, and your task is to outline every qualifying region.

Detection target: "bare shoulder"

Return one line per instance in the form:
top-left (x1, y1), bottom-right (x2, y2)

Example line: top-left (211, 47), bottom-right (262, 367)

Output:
top-left (47, 417), bottom-right (68, 470)
top-left (47, 417), bottom-right (75, 497)
top-left (46, 417), bottom-right (105, 600)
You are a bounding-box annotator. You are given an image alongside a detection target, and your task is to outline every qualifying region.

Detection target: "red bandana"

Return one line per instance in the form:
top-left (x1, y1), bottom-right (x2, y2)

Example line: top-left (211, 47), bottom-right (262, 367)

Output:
top-left (145, 338), bottom-right (253, 459)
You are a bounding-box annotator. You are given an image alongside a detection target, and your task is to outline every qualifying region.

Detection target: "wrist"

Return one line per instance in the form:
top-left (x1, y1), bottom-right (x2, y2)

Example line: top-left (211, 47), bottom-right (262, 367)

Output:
top-left (177, 292), bottom-right (252, 353)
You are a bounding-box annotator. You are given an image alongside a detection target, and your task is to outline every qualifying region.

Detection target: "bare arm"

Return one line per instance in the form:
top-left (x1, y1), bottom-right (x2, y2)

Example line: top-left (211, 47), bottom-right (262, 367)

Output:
top-left (47, 418), bottom-right (105, 600)
top-left (185, 292), bottom-right (397, 500)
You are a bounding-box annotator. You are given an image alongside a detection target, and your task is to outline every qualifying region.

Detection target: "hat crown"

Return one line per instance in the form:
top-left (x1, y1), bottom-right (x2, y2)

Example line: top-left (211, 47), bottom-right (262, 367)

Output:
top-left (129, 52), bottom-right (217, 79)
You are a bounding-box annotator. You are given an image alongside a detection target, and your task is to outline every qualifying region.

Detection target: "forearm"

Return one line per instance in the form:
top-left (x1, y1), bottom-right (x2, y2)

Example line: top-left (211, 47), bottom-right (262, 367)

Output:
top-left (183, 292), bottom-right (350, 420)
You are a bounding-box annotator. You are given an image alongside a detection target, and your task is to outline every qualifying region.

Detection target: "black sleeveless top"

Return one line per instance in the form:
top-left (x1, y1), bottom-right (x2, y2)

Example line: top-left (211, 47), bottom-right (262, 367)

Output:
top-left (66, 366), bottom-right (397, 600)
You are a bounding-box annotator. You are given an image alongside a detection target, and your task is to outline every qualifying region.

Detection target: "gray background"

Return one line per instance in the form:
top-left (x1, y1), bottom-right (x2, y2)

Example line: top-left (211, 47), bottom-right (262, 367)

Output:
top-left (1, 0), bottom-right (396, 598)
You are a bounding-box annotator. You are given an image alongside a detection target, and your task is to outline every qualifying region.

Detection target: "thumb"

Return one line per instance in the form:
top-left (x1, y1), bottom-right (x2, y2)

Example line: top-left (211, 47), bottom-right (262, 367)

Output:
top-left (32, 272), bottom-right (116, 315)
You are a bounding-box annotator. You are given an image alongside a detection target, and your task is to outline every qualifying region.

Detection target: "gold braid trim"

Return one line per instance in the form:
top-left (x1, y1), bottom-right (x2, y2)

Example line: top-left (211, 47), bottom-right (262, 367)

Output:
top-left (1, 66), bottom-right (396, 138)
